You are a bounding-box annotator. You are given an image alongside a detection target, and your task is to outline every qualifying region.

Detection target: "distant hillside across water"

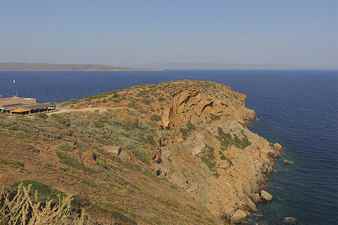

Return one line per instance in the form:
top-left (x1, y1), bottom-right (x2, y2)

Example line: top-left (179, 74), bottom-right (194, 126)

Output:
top-left (0, 63), bottom-right (130, 71)
top-left (1, 62), bottom-right (336, 72)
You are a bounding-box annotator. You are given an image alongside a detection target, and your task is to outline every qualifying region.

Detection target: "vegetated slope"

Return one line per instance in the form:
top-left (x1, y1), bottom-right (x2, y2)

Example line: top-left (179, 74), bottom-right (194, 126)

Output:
top-left (0, 80), bottom-right (282, 225)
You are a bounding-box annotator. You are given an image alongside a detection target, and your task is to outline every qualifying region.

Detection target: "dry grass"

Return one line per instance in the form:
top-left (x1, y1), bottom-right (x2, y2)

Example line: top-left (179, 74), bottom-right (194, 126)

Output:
top-left (0, 184), bottom-right (91, 225)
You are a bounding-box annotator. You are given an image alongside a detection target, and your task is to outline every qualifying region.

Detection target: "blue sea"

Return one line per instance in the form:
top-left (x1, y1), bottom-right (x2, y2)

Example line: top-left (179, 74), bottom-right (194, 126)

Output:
top-left (0, 70), bottom-right (337, 225)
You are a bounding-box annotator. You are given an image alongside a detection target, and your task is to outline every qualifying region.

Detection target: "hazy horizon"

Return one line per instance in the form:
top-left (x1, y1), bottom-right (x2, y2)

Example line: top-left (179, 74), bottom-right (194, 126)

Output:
top-left (0, 62), bottom-right (337, 70)
top-left (0, 1), bottom-right (337, 69)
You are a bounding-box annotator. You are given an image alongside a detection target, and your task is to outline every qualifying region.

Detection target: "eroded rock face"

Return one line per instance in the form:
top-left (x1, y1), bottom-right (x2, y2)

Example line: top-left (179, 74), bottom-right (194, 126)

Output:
top-left (148, 81), bottom-right (282, 221)
top-left (114, 80), bottom-right (282, 223)
top-left (160, 83), bottom-right (255, 129)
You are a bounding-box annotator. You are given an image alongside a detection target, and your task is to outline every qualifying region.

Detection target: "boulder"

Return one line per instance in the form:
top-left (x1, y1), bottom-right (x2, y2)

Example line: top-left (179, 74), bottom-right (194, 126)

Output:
top-left (152, 150), bottom-right (162, 164)
top-left (103, 145), bottom-right (122, 156)
top-left (273, 143), bottom-right (283, 151)
top-left (161, 108), bottom-right (171, 128)
top-left (283, 159), bottom-right (294, 165)
top-left (283, 217), bottom-right (297, 225)
top-left (231, 209), bottom-right (248, 224)
top-left (246, 198), bottom-right (257, 212)
top-left (260, 190), bottom-right (273, 201)
top-left (252, 193), bottom-right (262, 203)
top-left (268, 151), bottom-right (279, 159)
top-left (82, 150), bottom-right (97, 167)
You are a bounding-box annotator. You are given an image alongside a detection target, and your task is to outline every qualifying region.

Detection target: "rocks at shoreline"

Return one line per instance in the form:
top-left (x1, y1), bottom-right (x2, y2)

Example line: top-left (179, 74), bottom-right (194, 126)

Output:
top-left (273, 143), bottom-right (283, 152)
top-left (231, 209), bottom-right (248, 224)
top-left (260, 190), bottom-right (273, 202)
top-left (253, 193), bottom-right (263, 203)
top-left (283, 217), bottom-right (298, 225)
top-left (283, 159), bottom-right (294, 165)
top-left (246, 198), bottom-right (258, 212)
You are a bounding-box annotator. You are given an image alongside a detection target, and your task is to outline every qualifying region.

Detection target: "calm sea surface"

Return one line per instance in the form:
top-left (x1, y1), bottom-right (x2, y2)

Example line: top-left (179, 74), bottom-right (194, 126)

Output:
top-left (0, 70), bottom-right (337, 225)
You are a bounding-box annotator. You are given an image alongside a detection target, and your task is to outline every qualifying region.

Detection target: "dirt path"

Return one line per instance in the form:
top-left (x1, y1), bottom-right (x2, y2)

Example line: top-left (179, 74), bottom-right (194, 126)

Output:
top-left (48, 106), bottom-right (136, 115)
top-left (48, 107), bottom-right (109, 115)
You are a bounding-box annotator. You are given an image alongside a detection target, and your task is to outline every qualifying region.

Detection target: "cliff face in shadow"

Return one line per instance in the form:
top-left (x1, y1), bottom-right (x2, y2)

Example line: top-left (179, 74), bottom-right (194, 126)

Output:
top-left (0, 80), bottom-right (282, 225)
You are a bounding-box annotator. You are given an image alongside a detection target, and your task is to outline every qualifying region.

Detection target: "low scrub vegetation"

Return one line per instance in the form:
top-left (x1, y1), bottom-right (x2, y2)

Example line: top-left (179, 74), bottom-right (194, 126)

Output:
top-left (180, 121), bottom-right (195, 140)
top-left (56, 151), bottom-right (87, 171)
top-left (217, 127), bottom-right (251, 150)
top-left (199, 145), bottom-right (217, 175)
top-left (12, 180), bottom-right (64, 201)
top-left (0, 184), bottom-right (91, 225)
top-left (150, 114), bottom-right (161, 122)
top-left (0, 159), bottom-right (24, 169)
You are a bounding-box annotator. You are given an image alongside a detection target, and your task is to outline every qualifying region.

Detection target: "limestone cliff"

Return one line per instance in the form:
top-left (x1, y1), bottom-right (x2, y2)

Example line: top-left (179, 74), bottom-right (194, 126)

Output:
top-left (0, 80), bottom-right (282, 225)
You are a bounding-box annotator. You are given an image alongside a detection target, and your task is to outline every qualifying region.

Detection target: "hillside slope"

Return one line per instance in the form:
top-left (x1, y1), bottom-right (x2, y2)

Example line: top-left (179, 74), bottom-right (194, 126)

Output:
top-left (0, 80), bottom-right (282, 225)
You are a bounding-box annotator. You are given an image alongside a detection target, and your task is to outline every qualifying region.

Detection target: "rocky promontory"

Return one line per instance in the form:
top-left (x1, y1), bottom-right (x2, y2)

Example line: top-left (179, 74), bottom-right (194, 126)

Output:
top-left (0, 80), bottom-right (282, 224)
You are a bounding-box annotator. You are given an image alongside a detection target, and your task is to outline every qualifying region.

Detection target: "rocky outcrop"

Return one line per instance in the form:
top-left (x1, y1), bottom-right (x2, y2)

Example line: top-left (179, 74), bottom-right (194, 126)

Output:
top-left (246, 197), bottom-right (258, 212)
top-left (273, 143), bottom-right (283, 151)
top-left (283, 159), bottom-right (294, 165)
top-left (160, 83), bottom-right (256, 129)
top-left (81, 150), bottom-right (97, 167)
top-left (260, 190), bottom-right (273, 201)
top-left (150, 81), bottom-right (282, 223)
top-left (73, 80), bottom-right (282, 224)
top-left (283, 217), bottom-right (298, 225)
top-left (231, 209), bottom-right (248, 224)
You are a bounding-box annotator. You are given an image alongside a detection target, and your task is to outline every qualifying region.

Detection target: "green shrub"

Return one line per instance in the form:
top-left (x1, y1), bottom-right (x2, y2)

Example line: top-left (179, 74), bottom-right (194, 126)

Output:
top-left (142, 98), bottom-right (152, 105)
top-left (180, 121), bottom-right (195, 140)
top-left (57, 142), bottom-right (74, 152)
top-left (110, 92), bottom-right (121, 102)
top-left (209, 113), bottom-right (221, 121)
top-left (219, 151), bottom-right (227, 160)
top-left (200, 145), bottom-right (217, 174)
top-left (150, 114), bottom-right (161, 122)
top-left (0, 159), bottom-right (24, 169)
top-left (86, 92), bottom-right (111, 100)
top-left (232, 132), bottom-right (251, 149)
top-left (94, 120), bottom-right (105, 128)
top-left (128, 101), bottom-right (137, 109)
top-left (132, 149), bottom-right (151, 164)
top-left (36, 113), bottom-right (48, 119)
top-left (217, 127), bottom-right (251, 150)
top-left (56, 151), bottom-right (86, 171)
top-left (52, 114), bottom-right (71, 127)
top-left (158, 96), bottom-right (166, 102)
top-left (216, 127), bottom-right (232, 150)
top-left (12, 180), bottom-right (64, 201)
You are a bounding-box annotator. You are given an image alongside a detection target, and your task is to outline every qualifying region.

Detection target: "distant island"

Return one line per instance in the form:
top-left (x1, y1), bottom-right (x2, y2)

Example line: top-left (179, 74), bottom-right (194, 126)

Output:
top-left (0, 63), bottom-right (130, 71)
top-left (0, 62), bottom-right (335, 71)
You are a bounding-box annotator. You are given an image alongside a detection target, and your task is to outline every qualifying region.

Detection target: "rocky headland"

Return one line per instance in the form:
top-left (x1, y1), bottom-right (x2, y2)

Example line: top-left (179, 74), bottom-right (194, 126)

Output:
top-left (0, 80), bottom-right (282, 225)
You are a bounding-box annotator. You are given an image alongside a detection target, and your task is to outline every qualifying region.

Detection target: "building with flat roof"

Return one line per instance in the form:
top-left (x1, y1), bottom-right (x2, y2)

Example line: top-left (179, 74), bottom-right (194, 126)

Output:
top-left (0, 97), bottom-right (55, 115)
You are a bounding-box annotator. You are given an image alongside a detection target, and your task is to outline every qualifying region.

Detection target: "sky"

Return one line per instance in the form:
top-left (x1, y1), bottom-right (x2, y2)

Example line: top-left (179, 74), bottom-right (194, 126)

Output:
top-left (0, 0), bottom-right (337, 69)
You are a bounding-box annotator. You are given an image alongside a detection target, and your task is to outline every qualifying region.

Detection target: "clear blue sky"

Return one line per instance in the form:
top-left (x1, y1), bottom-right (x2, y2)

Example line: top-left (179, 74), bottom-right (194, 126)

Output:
top-left (0, 0), bottom-right (337, 68)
